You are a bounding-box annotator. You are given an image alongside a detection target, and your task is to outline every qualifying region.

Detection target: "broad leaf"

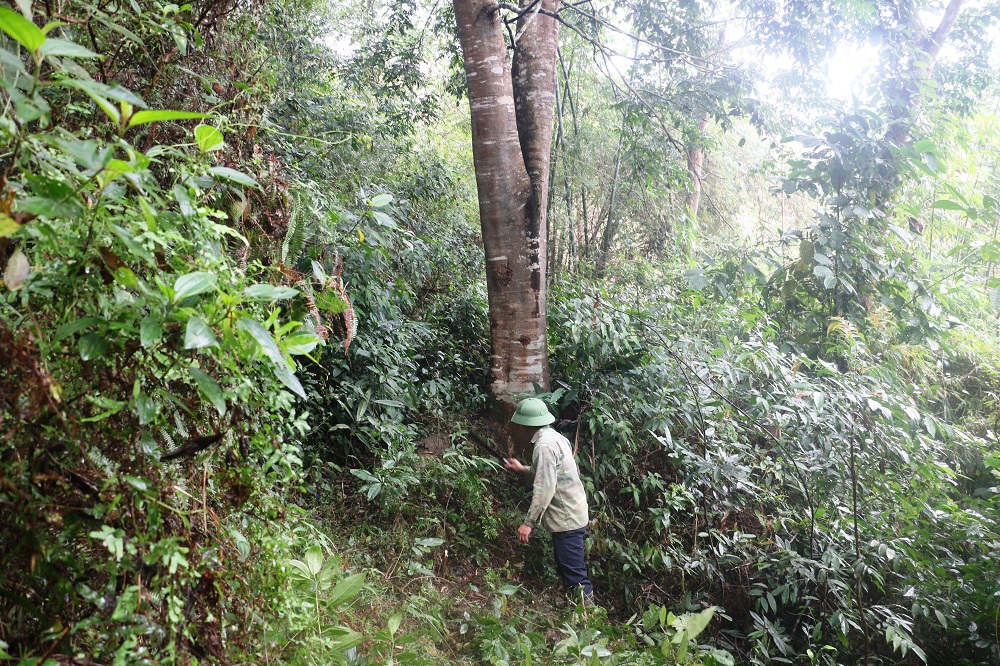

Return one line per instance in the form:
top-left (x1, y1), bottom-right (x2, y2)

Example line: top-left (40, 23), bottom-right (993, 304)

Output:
top-left (184, 316), bottom-right (217, 349)
top-left (55, 317), bottom-right (102, 341)
top-left (135, 390), bottom-right (156, 425)
top-left (370, 193), bottom-right (393, 208)
top-left (327, 572), bottom-right (365, 607)
top-left (243, 284), bottom-right (299, 301)
top-left (237, 317), bottom-right (284, 366)
top-left (140, 316), bottom-right (162, 348)
top-left (189, 366), bottom-right (226, 415)
top-left (281, 333), bottom-right (320, 355)
top-left (78, 332), bottom-right (109, 360)
top-left (195, 124), bottom-right (224, 153)
top-left (0, 6), bottom-right (44, 51)
top-left (58, 79), bottom-right (145, 107)
top-left (173, 271), bottom-right (217, 301)
top-left (271, 360), bottom-right (306, 399)
top-left (0, 214), bottom-right (22, 238)
top-left (302, 545), bottom-right (323, 576)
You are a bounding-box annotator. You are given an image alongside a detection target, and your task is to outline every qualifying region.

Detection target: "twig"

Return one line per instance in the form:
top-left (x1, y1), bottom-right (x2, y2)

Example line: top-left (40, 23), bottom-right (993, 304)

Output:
top-left (37, 626), bottom-right (69, 664)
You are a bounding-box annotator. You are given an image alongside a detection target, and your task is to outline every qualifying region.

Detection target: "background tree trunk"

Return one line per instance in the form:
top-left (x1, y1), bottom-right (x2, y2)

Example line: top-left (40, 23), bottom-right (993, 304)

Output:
top-left (685, 110), bottom-right (710, 221)
top-left (453, 0), bottom-right (560, 407)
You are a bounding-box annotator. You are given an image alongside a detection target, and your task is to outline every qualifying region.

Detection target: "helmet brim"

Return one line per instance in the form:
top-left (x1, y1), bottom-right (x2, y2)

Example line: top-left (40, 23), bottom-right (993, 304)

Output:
top-left (511, 412), bottom-right (555, 427)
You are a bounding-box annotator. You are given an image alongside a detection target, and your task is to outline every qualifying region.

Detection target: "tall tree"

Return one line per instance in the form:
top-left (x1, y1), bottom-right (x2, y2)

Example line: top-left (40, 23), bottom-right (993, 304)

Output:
top-left (452, 0), bottom-right (560, 406)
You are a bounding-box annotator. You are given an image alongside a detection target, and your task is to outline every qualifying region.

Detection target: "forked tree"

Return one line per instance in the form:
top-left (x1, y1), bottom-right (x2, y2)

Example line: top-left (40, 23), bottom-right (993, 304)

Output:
top-left (452, 0), bottom-right (560, 409)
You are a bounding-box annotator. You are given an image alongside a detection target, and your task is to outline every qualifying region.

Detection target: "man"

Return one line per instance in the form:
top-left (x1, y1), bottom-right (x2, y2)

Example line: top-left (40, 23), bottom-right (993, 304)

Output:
top-left (504, 398), bottom-right (594, 602)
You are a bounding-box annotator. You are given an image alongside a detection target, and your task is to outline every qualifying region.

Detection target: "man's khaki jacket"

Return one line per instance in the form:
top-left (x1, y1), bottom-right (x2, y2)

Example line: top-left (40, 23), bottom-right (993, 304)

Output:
top-left (524, 427), bottom-right (589, 533)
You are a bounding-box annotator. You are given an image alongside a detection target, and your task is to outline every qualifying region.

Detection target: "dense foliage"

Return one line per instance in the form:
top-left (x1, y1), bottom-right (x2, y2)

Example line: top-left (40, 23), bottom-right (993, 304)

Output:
top-left (3, 0), bottom-right (1000, 664)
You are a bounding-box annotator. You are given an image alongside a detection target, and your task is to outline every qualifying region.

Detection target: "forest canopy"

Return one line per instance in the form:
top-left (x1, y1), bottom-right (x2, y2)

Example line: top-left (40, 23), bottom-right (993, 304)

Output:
top-left (2, 0), bottom-right (1000, 664)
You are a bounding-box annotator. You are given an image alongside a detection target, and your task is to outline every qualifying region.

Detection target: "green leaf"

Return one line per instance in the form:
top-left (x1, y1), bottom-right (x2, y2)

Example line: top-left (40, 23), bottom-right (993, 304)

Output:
top-left (58, 78), bottom-right (145, 108)
top-left (55, 316), bottom-right (102, 341)
top-left (387, 612), bottom-right (403, 635)
top-left (135, 390), bottom-right (156, 425)
top-left (140, 316), bottom-right (162, 348)
top-left (813, 264), bottom-right (834, 279)
top-left (372, 210), bottom-right (395, 227)
top-left (316, 291), bottom-right (348, 313)
top-left (78, 332), bottom-right (109, 360)
top-left (327, 572), bottom-right (365, 607)
top-left (0, 214), bottom-right (22, 238)
top-left (684, 606), bottom-right (715, 640)
top-left (207, 166), bottom-right (259, 188)
top-left (0, 6), bottom-right (44, 51)
top-left (684, 269), bottom-right (708, 290)
top-left (370, 193), bottom-right (393, 208)
top-left (271, 360), bottom-right (306, 399)
top-left (237, 317), bottom-right (284, 366)
top-left (38, 38), bottom-right (99, 58)
top-left (173, 271), bottom-right (217, 301)
top-left (328, 627), bottom-right (365, 652)
top-left (243, 284), bottom-right (299, 301)
top-left (81, 395), bottom-right (126, 422)
top-left (930, 199), bottom-right (966, 212)
top-left (303, 545), bottom-right (323, 576)
top-left (282, 333), bottom-right (320, 356)
top-left (127, 109), bottom-right (209, 128)
top-left (114, 267), bottom-right (139, 289)
top-left (184, 316), bottom-right (217, 349)
top-left (195, 124), bottom-right (224, 152)
top-left (189, 366), bottom-right (226, 416)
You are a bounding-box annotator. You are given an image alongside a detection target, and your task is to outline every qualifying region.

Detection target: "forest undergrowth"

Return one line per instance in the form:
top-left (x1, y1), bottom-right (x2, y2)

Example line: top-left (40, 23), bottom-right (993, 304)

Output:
top-left (3, 0), bottom-right (1000, 664)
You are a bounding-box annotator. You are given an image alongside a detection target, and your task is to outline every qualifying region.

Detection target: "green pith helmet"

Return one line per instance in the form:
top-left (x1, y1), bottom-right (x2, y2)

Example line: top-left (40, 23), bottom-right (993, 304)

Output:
top-left (511, 398), bottom-right (555, 427)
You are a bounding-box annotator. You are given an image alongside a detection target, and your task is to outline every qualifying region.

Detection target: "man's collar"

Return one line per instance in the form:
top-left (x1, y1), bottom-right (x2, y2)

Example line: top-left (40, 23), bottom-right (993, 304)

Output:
top-left (530, 426), bottom-right (550, 444)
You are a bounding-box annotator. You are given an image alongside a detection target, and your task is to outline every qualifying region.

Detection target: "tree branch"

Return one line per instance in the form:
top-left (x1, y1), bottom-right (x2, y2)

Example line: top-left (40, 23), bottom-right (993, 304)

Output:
top-left (925, 0), bottom-right (964, 62)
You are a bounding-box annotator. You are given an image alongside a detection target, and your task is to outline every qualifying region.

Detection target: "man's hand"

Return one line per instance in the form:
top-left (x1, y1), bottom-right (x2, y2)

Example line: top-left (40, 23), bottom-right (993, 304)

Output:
top-left (504, 457), bottom-right (528, 473)
top-left (517, 523), bottom-right (532, 543)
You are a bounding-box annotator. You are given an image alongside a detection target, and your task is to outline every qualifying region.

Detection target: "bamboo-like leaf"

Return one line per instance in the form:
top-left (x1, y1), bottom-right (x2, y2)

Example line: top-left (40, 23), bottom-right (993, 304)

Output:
top-left (38, 38), bottom-right (99, 59)
top-left (127, 109), bottom-right (209, 128)
top-left (208, 166), bottom-right (259, 188)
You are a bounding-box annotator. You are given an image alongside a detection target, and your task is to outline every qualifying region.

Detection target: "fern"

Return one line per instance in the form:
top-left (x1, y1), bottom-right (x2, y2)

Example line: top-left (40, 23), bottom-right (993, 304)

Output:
top-left (282, 199), bottom-right (306, 264)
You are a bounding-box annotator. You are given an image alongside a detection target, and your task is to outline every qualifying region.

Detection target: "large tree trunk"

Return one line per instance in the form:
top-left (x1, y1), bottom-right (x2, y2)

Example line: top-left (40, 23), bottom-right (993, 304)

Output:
top-left (453, 0), bottom-right (560, 406)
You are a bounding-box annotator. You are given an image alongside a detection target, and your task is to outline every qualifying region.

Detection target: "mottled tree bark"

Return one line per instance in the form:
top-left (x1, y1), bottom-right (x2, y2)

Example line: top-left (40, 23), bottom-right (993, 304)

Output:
top-left (453, 0), bottom-right (560, 406)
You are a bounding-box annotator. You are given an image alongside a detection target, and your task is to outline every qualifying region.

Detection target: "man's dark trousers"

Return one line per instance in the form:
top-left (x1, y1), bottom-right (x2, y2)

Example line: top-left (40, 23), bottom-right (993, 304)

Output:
top-left (551, 527), bottom-right (593, 595)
